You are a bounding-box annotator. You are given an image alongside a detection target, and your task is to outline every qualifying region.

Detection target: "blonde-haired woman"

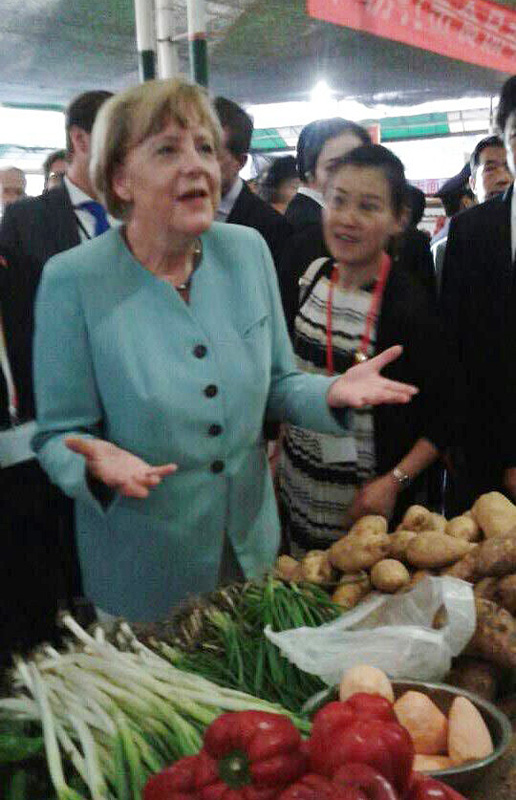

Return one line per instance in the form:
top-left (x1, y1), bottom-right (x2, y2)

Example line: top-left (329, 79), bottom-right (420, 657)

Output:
top-left (33, 78), bottom-right (417, 622)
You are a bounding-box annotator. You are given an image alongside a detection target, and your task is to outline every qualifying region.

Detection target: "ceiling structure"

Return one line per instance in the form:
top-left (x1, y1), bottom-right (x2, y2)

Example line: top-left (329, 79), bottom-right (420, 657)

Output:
top-left (0, 0), bottom-right (513, 111)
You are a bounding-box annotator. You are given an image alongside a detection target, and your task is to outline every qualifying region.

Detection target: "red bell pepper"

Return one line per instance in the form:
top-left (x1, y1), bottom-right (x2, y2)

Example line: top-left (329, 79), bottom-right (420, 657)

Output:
top-left (343, 694), bottom-right (397, 723)
top-left (144, 755), bottom-right (199, 800)
top-left (405, 773), bottom-right (470, 800)
top-left (193, 710), bottom-right (307, 800)
top-left (278, 773), bottom-right (370, 800)
top-left (309, 704), bottom-right (414, 797)
top-left (333, 763), bottom-right (399, 800)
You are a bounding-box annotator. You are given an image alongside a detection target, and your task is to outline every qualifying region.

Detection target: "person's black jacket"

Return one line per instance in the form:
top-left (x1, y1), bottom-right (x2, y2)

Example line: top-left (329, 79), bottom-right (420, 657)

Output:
top-left (227, 182), bottom-right (292, 269)
top-left (0, 185), bottom-right (80, 419)
top-left (284, 192), bottom-right (322, 230)
top-left (440, 185), bottom-right (514, 500)
top-left (278, 223), bottom-right (437, 340)
top-left (293, 259), bottom-right (457, 518)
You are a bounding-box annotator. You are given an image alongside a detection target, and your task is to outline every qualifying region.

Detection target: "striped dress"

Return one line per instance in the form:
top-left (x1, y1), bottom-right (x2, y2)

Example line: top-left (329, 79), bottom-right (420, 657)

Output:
top-left (278, 258), bottom-right (377, 551)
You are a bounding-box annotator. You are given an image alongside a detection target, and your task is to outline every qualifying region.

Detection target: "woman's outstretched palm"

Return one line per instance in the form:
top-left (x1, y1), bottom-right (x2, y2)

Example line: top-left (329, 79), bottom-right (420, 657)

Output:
top-left (327, 345), bottom-right (418, 408)
top-left (66, 437), bottom-right (177, 498)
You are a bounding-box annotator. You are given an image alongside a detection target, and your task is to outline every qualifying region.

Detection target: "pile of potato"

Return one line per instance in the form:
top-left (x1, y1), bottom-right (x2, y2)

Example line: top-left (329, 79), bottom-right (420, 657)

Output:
top-left (276, 491), bottom-right (516, 678)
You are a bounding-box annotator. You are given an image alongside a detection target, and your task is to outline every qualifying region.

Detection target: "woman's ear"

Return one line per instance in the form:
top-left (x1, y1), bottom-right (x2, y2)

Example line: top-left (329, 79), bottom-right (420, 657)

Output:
top-left (111, 164), bottom-right (132, 203)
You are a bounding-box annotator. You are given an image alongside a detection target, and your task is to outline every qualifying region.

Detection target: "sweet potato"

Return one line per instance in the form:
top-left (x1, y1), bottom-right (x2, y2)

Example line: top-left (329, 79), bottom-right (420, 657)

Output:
top-left (446, 515), bottom-right (481, 542)
top-left (427, 513), bottom-right (447, 533)
top-left (406, 533), bottom-right (476, 569)
top-left (329, 529), bottom-right (390, 573)
top-left (476, 534), bottom-right (516, 577)
top-left (394, 691), bottom-right (448, 755)
top-left (496, 574), bottom-right (516, 615)
top-left (388, 530), bottom-right (418, 560)
top-left (339, 665), bottom-right (394, 702)
top-left (448, 696), bottom-right (494, 765)
top-left (471, 491), bottom-right (516, 539)
top-left (275, 555), bottom-right (303, 582)
top-left (473, 577), bottom-right (499, 602)
top-left (465, 598), bottom-right (516, 669)
top-left (413, 755), bottom-right (453, 772)
top-left (370, 559), bottom-right (410, 593)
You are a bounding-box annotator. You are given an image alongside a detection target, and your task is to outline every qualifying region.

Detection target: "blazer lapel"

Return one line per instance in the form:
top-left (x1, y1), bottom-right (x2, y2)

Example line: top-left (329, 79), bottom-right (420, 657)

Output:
top-left (44, 185), bottom-right (81, 256)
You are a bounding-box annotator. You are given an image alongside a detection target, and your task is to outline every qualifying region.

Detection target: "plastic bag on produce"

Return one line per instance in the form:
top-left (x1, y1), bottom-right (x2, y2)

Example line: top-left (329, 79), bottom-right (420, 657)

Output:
top-left (264, 576), bottom-right (475, 685)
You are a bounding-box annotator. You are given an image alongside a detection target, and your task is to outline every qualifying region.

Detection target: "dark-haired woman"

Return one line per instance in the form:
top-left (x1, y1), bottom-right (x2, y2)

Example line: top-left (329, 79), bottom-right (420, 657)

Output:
top-left (277, 145), bottom-right (455, 551)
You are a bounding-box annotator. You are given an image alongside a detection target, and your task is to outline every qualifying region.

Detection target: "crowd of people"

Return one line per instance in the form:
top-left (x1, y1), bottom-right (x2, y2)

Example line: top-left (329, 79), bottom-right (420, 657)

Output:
top-left (0, 72), bottom-right (514, 655)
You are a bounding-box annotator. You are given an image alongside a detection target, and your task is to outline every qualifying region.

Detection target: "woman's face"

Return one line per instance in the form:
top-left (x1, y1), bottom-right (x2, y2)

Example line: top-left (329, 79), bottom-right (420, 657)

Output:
top-left (323, 165), bottom-right (402, 269)
top-left (113, 118), bottom-right (221, 240)
top-left (313, 132), bottom-right (364, 193)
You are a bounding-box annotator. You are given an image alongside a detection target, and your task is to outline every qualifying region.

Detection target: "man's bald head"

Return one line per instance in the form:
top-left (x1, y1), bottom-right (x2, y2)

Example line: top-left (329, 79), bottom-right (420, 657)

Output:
top-left (0, 167), bottom-right (26, 210)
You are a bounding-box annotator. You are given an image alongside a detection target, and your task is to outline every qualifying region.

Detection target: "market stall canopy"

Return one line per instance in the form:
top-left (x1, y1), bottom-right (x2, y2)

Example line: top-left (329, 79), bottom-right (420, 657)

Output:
top-left (0, 0), bottom-right (513, 109)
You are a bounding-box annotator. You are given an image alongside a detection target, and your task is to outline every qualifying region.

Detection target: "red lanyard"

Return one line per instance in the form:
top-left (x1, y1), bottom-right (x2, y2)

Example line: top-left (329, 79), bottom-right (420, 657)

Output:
top-left (325, 253), bottom-right (392, 376)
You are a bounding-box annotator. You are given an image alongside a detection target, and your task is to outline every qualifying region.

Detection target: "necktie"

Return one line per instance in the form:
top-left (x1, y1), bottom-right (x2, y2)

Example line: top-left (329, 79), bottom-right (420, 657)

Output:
top-left (76, 201), bottom-right (110, 237)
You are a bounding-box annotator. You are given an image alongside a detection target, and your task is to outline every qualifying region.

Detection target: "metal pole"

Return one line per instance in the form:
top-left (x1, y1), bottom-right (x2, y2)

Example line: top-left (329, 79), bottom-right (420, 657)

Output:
top-left (134, 0), bottom-right (156, 81)
top-left (187, 0), bottom-right (208, 87)
top-left (156, 0), bottom-right (180, 78)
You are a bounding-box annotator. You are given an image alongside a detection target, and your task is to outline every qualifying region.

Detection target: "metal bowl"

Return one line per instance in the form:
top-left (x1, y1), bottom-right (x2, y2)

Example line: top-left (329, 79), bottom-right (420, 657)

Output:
top-left (392, 679), bottom-right (513, 790)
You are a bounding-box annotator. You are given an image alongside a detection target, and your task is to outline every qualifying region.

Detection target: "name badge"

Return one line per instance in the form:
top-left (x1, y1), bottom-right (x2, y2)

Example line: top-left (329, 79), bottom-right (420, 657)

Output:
top-left (0, 421), bottom-right (37, 468)
top-left (319, 433), bottom-right (358, 465)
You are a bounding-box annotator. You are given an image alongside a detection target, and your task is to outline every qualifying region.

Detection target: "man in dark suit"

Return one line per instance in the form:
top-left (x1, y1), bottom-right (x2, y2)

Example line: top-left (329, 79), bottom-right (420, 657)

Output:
top-left (0, 89), bottom-right (111, 657)
top-left (440, 75), bottom-right (516, 514)
top-left (213, 96), bottom-right (291, 268)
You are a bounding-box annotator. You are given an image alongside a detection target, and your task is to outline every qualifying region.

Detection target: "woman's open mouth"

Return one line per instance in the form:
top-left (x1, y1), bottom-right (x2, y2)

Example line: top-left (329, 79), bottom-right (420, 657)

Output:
top-left (179, 188), bottom-right (209, 201)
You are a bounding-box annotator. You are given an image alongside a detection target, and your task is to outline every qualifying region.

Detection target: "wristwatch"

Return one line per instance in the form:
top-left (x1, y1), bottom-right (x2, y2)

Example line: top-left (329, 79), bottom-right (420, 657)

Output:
top-left (391, 466), bottom-right (411, 489)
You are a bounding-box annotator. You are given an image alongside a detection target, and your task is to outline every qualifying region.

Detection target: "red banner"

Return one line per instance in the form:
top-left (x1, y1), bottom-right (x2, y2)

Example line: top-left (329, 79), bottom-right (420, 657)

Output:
top-left (307, 0), bottom-right (516, 74)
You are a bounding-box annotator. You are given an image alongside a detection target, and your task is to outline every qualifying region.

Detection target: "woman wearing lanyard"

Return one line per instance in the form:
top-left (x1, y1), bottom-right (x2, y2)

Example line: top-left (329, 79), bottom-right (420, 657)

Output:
top-left (277, 145), bottom-right (455, 552)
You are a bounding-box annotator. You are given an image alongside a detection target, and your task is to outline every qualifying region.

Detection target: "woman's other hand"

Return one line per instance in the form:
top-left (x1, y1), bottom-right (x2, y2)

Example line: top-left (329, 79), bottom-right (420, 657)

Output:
top-left (327, 345), bottom-right (418, 408)
top-left (348, 474), bottom-right (400, 522)
top-left (65, 437), bottom-right (178, 499)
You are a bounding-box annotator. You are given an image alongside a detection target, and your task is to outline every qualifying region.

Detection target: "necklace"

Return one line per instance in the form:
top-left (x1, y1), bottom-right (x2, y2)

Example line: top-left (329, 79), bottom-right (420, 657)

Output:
top-left (175, 239), bottom-right (203, 293)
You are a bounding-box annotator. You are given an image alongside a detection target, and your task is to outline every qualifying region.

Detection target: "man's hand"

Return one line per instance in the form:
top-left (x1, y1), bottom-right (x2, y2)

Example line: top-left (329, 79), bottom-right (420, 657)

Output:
top-left (348, 473), bottom-right (401, 523)
top-left (327, 346), bottom-right (418, 409)
top-left (65, 437), bottom-right (177, 499)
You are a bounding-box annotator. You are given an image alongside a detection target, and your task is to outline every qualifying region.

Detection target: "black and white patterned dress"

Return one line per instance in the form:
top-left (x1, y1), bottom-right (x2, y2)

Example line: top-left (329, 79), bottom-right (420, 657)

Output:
top-left (278, 258), bottom-right (378, 550)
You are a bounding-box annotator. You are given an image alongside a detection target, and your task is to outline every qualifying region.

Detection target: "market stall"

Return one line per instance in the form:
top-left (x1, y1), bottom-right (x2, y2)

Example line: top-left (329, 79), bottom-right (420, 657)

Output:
top-left (1, 491), bottom-right (516, 799)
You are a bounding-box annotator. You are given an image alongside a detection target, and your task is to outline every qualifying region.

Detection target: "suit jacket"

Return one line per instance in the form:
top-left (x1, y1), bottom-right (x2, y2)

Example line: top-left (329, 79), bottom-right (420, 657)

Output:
top-left (284, 191), bottom-right (322, 230)
top-left (440, 185), bottom-right (514, 486)
top-left (0, 185), bottom-right (80, 419)
top-left (33, 224), bottom-right (349, 622)
top-left (227, 182), bottom-right (292, 269)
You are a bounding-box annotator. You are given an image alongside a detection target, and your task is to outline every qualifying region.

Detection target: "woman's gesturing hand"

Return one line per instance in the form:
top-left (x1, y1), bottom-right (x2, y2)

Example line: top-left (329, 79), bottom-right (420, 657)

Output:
top-left (65, 437), bottom-right (178, 499)
top-left (327, 345), bottom-right (418, 409)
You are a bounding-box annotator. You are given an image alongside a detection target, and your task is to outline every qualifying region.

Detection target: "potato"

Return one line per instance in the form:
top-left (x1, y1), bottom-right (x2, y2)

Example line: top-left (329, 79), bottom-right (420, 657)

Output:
top-left (400, 505), bottom-right (432, 531)
top-left (371, 559), bottom-right (410, 593)
top-left (445, 656), bottom-right (502, 702)
top-left (427, 513), bottom-right (447, 533)
top-left (496, 574), bottom-right (516, 615)
top-left (465, 598), bottom-right (516, 669)
top-left (332, 573), bottom-right (371, 610)
top-left (300, 550), bottom-right (334, 585)
top-left (413, 755), bottom-right (453, 772)
top-left (473, 577), bottom-right (499, 603)
top-left (394, 691), bottom-right (448, 754)
top-left (406, 533), bottom-right (476, 569)
top-left (329, 529), bottom-right (390, 573)
top-left (476, 534), bottom-right (516, 577)
top-left (339, 664), bottom-right (394, 703)
top-left (274, 555), bottom-right (301, 582)
top-left (388, 530), bottom-right (418, 560)
top-left (441, 549), bottom-right (479, 581)
top-left (448, 696), bottom-right (494, 765)
top-left (471, 491), bottom-right (516, 539)
top-left (446, 515), bottom-right (481, 542)
top-left (348, 515), bottom-right (388, 537)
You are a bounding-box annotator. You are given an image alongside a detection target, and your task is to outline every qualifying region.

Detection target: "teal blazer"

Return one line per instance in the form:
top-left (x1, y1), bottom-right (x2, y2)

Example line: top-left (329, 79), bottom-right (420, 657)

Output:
top-left (33, 223), bottom-right (347, 621)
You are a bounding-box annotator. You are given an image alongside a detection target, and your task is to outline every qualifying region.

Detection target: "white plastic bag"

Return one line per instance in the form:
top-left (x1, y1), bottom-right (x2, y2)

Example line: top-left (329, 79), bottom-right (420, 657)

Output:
top-left (265, 576), bottom-right (475, 685)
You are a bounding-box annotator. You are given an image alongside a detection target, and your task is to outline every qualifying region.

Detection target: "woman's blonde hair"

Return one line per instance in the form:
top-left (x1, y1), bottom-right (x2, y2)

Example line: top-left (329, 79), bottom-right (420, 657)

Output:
top-left (90, 77), bottom-right (222, 219)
